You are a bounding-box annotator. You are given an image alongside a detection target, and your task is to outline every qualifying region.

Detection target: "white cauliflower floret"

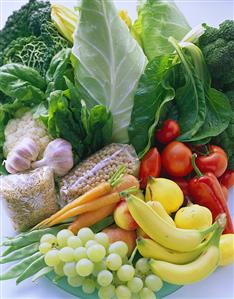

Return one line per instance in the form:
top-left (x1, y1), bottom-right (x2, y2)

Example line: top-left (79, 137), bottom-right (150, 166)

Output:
top-left (4, 111), bottom-right (51, 159)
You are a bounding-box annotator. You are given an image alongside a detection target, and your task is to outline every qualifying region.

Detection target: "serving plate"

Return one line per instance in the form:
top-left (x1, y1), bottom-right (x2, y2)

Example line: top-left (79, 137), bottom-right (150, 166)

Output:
top-left (46, 272), bottom-right (182, 299)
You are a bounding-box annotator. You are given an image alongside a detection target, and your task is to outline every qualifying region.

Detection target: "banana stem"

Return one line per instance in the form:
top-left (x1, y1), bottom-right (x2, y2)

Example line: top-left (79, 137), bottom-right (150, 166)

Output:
top-left (200, 214), bottom-right (226, 239)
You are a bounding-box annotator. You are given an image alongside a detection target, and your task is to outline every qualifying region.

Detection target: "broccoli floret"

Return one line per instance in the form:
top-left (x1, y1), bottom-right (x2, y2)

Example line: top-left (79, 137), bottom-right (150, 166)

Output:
top-left (199, 20), bottom-right (234, 91)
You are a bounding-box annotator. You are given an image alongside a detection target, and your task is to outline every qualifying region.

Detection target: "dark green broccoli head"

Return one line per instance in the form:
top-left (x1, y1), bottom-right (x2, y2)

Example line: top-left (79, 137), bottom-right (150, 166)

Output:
top-left (199, 20), bottom-right (234, 91)
top-left (0, 0), bottom-right (51, 52)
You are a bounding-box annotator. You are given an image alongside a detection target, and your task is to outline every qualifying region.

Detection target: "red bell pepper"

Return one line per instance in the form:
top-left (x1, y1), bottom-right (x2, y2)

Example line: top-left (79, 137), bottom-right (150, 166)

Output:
top-left (155, 119), bottom-right (180, 144)
top-left (219, 170), bottom-right (234, 189)
top-left (221, 184), bottom-right (228, 201)
top-left (195, 145), bottom-right (228, 177)
top-left (189, 154), bottom-right (233, 234)
top-left (139, 148), bottom-right (161, 188)
top-left (171, 177), bottom-right (190, 197)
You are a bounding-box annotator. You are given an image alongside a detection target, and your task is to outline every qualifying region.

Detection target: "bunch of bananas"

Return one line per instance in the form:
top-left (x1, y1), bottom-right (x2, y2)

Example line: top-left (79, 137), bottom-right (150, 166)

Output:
top-left (127, 195), bottom-right (226, 285)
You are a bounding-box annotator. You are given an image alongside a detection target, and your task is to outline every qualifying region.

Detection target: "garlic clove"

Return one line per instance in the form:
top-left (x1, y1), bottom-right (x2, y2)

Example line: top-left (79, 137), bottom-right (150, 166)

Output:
top-left (5, 153), bottom-right (31, 173)
top-left (14, 138), bottom-right (39, 161)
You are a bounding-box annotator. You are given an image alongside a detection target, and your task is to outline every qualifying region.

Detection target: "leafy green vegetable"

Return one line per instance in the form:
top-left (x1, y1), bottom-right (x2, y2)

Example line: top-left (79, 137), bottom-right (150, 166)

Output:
top-left (128, 55), bottom-right (175, 157)
top-left (0, 64), bottom-right (46, 103)
top-left (212, 91), bottom-right (234, 170)
top-left (0, 0), bottom-right (51, 53)
top-left (45, 79), bottom-right (112, 161)
top-left (2, 22), bottom-right (70, 76)
top-left (199, 20), bottom-right (234, 91)
top-left (46, 48), bottom-right (73, 94)
top-left (133, 0), bottom-right (191, 60)
top-left (73, 0), bottom-right (147, 143)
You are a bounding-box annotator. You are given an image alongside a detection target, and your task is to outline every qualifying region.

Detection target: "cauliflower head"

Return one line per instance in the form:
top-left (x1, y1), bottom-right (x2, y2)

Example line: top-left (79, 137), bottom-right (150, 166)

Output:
top-left (4, 111), bottom-right (51, 158)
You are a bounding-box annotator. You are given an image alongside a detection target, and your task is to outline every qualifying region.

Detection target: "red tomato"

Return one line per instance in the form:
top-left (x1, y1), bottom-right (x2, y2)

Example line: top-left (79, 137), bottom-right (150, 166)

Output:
top-left (161, 141), bottom-right (193, 177)
top-left (219, 170), bottom-right (234, 189)
top-left (155, 119), bottom-right (180, 144)
top-left (139, 148), bottom-right (161, 188)
top-left (196, 145), bottom-right (228, 177)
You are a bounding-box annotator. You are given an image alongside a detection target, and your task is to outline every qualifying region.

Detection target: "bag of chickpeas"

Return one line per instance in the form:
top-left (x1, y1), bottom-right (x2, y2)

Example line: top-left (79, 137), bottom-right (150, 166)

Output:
top-left (59, 143), bottom-right (139, 205)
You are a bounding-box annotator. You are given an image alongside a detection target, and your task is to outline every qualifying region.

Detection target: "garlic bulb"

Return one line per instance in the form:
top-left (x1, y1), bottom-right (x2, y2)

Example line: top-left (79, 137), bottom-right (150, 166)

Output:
top-left (32, 139), bottom-right (74, 176)
top-left (5, 138), bottom-right (39, 174)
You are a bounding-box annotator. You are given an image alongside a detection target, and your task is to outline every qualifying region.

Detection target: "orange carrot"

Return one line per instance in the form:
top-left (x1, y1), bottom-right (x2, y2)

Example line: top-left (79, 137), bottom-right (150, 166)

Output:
top-left (35, 182), bottom-right (112, 229)
top-left (48, 192), bottom-right (120, 227)
top-left (68, 203), bottom-right (116, 234)
top-left (113, 175), bottom-right (140, 193)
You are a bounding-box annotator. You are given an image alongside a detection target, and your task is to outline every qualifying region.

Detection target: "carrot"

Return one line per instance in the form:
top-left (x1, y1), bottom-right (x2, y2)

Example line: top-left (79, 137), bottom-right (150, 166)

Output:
top-left (68, 203), bottom-right (116, 234)
top-left (113, 175), bottom-right (140, 193)
top-left (35, 182), bottom-right (112, 229)
top-left (48, 192), bottom-right (120, 227)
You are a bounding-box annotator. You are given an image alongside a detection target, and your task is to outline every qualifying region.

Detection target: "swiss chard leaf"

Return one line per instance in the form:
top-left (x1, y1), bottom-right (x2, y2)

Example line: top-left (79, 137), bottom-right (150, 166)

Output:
top-left (182, 88), bottom-right (231, 142)
top-left (73, 0), bottom-right (147, 143)
top-left (128, 55), bottom-right (175, 158)
top-left (134, 0), bottom-right (191, 60)
top-left (168, 38), bottom-right (207, 141)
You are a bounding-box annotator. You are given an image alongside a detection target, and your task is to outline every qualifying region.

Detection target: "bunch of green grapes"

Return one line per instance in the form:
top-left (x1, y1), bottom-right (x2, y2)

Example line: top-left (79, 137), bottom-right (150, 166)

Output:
top-left (39, 228), bottom-right (163, 299)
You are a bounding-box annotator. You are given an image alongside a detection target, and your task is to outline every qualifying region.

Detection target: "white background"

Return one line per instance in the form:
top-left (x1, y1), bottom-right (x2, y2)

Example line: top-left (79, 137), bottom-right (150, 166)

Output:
top-left (0, 0), bottom-right (234, 298)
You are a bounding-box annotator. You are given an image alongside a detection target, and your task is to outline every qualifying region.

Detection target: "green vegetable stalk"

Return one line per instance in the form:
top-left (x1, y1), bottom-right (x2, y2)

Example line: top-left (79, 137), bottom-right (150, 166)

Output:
top-left (51, 4), bottom-right (78, 43)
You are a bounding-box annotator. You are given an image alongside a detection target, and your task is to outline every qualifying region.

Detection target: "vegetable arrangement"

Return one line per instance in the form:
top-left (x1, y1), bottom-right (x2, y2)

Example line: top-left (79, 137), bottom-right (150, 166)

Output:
top-left (0, 0), bottom-right (233, 299)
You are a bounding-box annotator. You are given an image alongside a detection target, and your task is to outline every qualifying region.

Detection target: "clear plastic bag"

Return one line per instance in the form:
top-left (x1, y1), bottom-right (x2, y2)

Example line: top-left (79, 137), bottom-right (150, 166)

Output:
top-left (60, 143), bottom-right (139, 205)
top-left (0, 167), bottom-right (59, 232)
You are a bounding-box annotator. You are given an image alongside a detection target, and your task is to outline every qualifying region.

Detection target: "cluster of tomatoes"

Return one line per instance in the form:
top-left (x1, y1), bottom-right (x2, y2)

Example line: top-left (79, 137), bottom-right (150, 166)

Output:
top-left (139, 119), bottom-right (234, 233)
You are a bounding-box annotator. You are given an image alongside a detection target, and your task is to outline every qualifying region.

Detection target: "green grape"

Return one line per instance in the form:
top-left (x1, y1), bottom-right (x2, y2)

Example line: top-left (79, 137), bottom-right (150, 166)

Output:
top-left (95, 232), bottom-right (109, 248)
top-left (127, 277), bottom-right (143, 293)
top-left (135, 258), bottom-right (150, 274)
top-left (67, 236), bottom-right (82, 249)
top-left (93, 260), bottom-right (107, 277)
top-left (76, 258), bottom-right (94, 277)
top-left (39, 242), bottom-right (52, 254)
top-left (117, 265), bottom-right (135, 282)
top-left (98, 285), bottom-right (115, 299)
top-left (57, 229), bottom-right (74, 247)
top-left (54, 262), bottom-right (65, 276)
top-left (145, 274), bottom-right (163, 292)
top-left (77, 227), bottom-right (95, 244)
top-left (67, 275), bottom-right (84, 287)
top-left (115, 285), bottom-right (132, 299)
top-left (74, 247), bottom-right (87, 261)
top-left (97, 270), bottom-right (113, 287)
top-left (40, 234), bottom-right (57, 245)
top-left (139, 287), bottom-right (156, 299)
top-left (44, 249), bottom-right (60, 267)
top-left (87, 244), bottom-right (106, 262)
top-left (59, 247), bottom-right (75, 262)
top-left (113, 273), bottom-right (122, 287)
top-left (85, 240), bottom-right (98, 248)
top-left (82, 278), bottom-right (96, 294)
top-left (63, 262), bottom-right (77, 277)
top-left (131, 294), bottom-right (140, 299)
top-left (106, 253), bottom-right (122, 271)
top-left (108, 241), bottom-right (128, 258)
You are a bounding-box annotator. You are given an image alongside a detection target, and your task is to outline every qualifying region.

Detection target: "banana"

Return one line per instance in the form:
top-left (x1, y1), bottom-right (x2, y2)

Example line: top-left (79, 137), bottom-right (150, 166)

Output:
top-left (126, 195), bottom-right (219, 252)
top-left (147, 201), bottom-right (176, 227)
top-left (150, 222), bottom-right (225, 285)
top-left (137, 236), bottom-right (209, 264)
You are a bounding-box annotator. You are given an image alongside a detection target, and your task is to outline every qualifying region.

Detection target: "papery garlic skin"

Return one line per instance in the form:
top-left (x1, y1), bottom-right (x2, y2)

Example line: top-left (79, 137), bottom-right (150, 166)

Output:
top-left (5, 138), bottom-right (39, 174)
top-left (32, 139), bottom-right (74, 177)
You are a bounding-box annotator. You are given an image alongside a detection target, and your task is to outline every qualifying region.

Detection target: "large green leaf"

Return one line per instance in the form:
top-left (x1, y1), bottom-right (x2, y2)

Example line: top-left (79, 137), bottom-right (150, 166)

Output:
top-left (134, 0), bottom-right (191, 60)
top-left (128, 55), bottom-right (175, 158)
top-left (72, 0), bottom-right (147, 143)
top-left (0, 64), bottom-right (46, 103)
